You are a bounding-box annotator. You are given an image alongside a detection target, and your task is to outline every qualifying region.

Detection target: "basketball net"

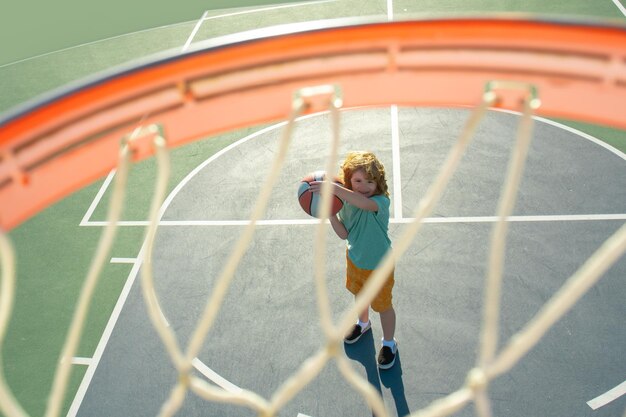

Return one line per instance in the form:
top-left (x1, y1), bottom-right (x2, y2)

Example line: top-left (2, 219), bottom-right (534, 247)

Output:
top-left (0, 17), bottom-right (625, 417)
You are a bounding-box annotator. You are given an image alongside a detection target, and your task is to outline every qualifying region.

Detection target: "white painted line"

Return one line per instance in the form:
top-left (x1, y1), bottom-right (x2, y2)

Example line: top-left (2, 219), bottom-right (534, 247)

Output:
top-left (159, 219), bottom-right (319, 226)
top-left (297, 413), bottom-right (313, 417)
top-left (80, 170), bottom-right (116, 226)
top-left (110, 257), bottom-right (138, 264)
top-left (200, 0), bottom-right (337, 23)
top-left (410, 214), bottom-right (626, 224)
top-left (71, 357), bottom-right (92, 366)
top-left (66, 247), bottom-right (145, 417)
top-left (192, 357), bottom-right (243, 394)
top-left (493, 109), bottom-right (626, 162)
top-left (387, 0), bottom-right (394, 21)
top-left (611, 0), bottom-right (626, 16)
top-left (79, 214), bottom-right (626, 227)
top-left (83, 219), bottom-right (318, 226)
top-left (182, 10), bottom-right (209, 52)
top-left (390, 105), bottom-right (403, 219)
top-left (587, 380), bottom-right (626, 410)
top-left (82, 221), bottom-right (147, 227)
top-left (533, 116), bottom-right (626, 161)
top-left (157, 115), bottom-right (310, 220)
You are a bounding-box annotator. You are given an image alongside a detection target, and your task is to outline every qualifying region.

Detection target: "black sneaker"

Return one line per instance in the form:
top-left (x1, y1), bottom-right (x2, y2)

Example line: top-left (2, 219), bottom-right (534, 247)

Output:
top-left (377, 341), bottom-right (398, 370)
top-left (344, 321), bottom-right (371, 344)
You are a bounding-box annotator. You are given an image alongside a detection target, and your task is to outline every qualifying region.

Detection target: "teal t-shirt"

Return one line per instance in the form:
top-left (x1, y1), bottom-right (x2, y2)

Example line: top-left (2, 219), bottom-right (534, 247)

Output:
top-left (338, 194), bottom-right (391, 270)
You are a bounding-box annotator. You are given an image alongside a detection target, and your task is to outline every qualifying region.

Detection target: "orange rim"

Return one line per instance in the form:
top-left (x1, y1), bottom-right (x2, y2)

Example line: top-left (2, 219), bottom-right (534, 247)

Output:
top-left (1, 17), bottom-right (625, 230)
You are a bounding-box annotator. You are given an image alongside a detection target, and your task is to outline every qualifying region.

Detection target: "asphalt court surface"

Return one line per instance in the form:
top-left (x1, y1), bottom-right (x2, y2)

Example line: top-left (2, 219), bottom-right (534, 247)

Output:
top-left (77, 108), bottom-right (626, 417)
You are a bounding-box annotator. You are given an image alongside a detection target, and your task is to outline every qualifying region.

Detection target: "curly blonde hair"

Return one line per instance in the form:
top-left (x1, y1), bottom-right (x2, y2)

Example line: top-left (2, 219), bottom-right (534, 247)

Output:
top-left (338, 151), bottom-right (389, 198)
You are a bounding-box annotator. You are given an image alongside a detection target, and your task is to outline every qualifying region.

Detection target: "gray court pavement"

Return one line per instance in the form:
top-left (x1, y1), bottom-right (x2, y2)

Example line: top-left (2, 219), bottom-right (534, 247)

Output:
top-left (76, 108), bottom-right (625, 417)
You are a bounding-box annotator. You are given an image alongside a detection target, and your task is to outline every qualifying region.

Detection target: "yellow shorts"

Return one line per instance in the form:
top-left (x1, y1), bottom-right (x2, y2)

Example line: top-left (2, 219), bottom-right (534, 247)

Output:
top-left (345, 252), bottom-right (394, 313)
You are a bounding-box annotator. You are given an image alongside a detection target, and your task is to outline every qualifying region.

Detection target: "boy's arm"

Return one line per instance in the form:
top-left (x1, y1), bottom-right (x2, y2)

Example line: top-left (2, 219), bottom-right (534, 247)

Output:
top-left (329, 215), bottom-right (348, 239)
top-left (310, 181), bottom-right (378, 212)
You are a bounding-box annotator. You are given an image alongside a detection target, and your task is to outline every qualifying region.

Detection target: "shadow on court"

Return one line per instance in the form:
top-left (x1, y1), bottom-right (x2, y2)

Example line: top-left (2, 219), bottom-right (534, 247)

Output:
top-left (344, 334), bottom-right (411, 417)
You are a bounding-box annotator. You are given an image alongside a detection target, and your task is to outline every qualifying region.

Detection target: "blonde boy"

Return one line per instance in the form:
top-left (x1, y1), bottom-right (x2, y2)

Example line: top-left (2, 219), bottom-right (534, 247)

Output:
top-left (310, 151), bottom-right (397, 369)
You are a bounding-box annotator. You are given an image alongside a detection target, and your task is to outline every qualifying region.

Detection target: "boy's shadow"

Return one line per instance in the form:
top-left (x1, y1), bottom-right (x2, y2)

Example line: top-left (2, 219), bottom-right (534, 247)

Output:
top-left (343, 332), bottom-right (410, 417)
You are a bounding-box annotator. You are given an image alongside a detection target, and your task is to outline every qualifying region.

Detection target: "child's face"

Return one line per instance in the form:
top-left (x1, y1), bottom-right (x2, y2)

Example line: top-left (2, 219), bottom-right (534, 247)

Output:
top-left (350, 169), bottom-right (378, 198)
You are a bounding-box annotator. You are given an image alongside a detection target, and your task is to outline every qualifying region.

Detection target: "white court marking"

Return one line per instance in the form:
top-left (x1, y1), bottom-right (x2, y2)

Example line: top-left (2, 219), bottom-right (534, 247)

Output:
top-left (182, 10), bottom-right (209, 52)
top-left (81, 214), bottom-right (626, 228)
top-left (110, 257), bottom-right (138, 264)
top-left (68, 250), bottom-right (172, 416)
top-left (201, 0), bottom-right (337, 21)
top-left (182, 0), bottom-right (338, 51)
top-left (67, 245), bottom-right (146, 417)
top-left (192, 358), bottom-right (243, 394)
top-left (71, 357), bottom-right (92, 366)
top-left (80, 170), bottom-right (115, 226)
top-left (390, 105), bottom-right (403, 219)
top-left (587, 379), bottom-right (626, 410)
top-left (611, 0), bottom-right (626, 16)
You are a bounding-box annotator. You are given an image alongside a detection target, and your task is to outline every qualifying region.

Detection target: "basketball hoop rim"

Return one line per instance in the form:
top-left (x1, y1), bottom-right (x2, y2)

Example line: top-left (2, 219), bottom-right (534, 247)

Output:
top-left (1, 14), bottom-right (625, 128)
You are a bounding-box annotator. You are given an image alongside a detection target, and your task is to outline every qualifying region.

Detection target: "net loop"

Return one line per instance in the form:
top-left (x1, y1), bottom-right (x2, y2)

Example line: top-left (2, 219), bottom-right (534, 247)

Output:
top-left (294, 84), bottom-right (344, 113)
top-left (484, 80), bottom-right (541, 110)
top-left (122, 124), bottom-right (166, 161)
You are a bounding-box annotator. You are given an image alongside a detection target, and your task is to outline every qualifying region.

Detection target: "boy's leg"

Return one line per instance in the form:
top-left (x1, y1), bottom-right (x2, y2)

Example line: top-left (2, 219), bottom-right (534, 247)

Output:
top-left (371, 268), bottom-right (395, 340)
top-left (346, 254), bottom-right (371, 329)
top-left (378, 306), bottom-right (398, 369)
top-left (345, 299), bottom-right (371, 344)
top-left (380, 307), bottom-right (396, 341)
top-left (357, 299), bottom-right (370, 325)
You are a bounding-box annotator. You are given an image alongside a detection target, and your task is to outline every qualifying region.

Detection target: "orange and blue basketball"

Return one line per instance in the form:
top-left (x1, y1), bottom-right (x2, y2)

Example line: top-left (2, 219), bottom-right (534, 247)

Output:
top-left (298, 171), bottom-right (343, 218)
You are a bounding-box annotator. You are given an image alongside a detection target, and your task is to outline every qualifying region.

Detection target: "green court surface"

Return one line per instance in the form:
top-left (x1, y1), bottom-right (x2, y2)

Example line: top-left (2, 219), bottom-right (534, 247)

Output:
top-left (2, 1), bottom-right (625, 416)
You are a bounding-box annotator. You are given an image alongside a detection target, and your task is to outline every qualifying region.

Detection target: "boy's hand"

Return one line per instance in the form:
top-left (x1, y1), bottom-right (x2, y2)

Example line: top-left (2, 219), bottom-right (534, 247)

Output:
top-left (310, 180), bottom-right (377, 212)
top-left (309, 180), bottom-right (335, 195)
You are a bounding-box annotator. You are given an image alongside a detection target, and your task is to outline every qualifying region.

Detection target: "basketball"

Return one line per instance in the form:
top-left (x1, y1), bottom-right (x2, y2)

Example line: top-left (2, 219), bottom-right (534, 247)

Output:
top-left (298, 171), bottom-right (344, 218)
